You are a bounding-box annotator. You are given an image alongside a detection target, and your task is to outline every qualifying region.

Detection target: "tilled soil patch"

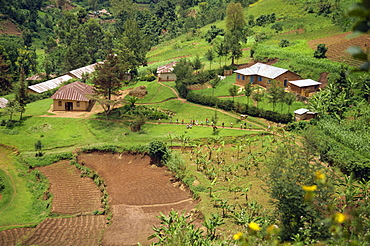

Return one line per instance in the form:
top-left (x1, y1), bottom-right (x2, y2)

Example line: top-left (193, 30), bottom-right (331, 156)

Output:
top-left (78, 152), bottom-right (197, 246)
top-left (37, 160), bottom-right (102, 214)
top-left (0, 227), bottom-right (34, 246)
top-left (22, 216), bottom-right (107, 246)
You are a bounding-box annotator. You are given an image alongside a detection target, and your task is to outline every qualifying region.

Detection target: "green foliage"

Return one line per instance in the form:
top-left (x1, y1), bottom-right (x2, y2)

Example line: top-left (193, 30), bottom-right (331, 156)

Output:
top-left (80, 145), bottom-right (122, 154)
top-left (186, 92), bottom-right (294, 124)
top-left (279, 39), bottom-right (290, 48)
top-left (205, 25), bottom-right (225, 43)
top-left (303, 116), bottom-right (370, 180)
top-left (148, 140), bottom-right (170, 166)
top-left (266, 142), bottom-right (333, 241)
top-left (314, 43), bottom-right (328, 59)
top-left (23, 152), bottom-right (73, 168)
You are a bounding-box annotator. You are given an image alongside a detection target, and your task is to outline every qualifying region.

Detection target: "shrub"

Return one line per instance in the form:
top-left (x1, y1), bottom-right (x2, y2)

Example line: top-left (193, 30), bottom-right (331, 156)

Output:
top-left (148, 140), bottom-right (170, 166)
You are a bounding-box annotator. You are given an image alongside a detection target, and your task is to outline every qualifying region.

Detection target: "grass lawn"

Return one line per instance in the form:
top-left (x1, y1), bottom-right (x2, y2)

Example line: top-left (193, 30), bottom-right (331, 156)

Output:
top-left (0, 146), bottom-right (47, 229)
top-left (135, 82), bottom-right (177, 103)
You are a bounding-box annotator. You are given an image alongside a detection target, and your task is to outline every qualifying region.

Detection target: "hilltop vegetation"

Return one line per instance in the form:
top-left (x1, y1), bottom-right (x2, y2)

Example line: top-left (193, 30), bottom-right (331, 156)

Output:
top-left (0, 0), bottom-right (370, 245)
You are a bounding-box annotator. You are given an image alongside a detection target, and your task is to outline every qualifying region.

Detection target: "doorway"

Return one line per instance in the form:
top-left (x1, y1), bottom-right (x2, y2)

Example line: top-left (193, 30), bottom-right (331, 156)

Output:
top-left (65, 102), bottom-right (73, 111)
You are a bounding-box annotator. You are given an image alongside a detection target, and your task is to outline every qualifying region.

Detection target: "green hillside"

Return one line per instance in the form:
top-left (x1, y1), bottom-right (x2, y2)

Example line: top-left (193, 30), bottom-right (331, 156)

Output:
top-left (0, 0), bottom-right (369, 245)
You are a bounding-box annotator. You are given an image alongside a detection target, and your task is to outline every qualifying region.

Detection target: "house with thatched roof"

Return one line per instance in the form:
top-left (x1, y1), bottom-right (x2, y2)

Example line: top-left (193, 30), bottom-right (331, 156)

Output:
top-left (234, 63), bottom-right (301, 88)
top-left (50, 81), bottom-right (95, 111)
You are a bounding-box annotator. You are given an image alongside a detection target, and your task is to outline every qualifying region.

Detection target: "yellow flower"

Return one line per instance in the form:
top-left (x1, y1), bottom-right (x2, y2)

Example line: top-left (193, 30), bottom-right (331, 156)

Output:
top-left (233, 232), bottom-right (243, 240)
top-left (315, 170), bottom-right (326, 182)
top-left (334, 212), bottom-right (346, 224)
top-left (302, 185), bottom-right (317, 192)
top-left (248, 222), bottom-right (261, 231)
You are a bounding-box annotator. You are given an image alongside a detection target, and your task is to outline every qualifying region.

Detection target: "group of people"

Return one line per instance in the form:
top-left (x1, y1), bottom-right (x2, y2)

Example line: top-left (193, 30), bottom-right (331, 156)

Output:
top-left (162, 118), bottom-right (254, 130)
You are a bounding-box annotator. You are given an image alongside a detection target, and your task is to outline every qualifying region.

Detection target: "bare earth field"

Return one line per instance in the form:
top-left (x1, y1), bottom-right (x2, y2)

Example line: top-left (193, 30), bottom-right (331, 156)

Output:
top-left (1, 153), bottom-right (196, 245)
top-left (37, 160), bottom-right (102, 214)
top-left (0, 20), bottom-right (22, 36)
top-left (78, 152), bottom-right (197, 246)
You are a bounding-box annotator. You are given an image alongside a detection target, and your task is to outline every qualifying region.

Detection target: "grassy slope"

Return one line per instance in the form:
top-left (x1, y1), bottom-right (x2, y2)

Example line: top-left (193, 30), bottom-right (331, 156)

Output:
top-left (0, 147), bottom-right (45, 228)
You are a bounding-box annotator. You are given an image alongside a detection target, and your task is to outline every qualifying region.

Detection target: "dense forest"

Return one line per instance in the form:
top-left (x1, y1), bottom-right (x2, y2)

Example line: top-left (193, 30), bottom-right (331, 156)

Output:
top-left (0, 0), bottom-right (370, 245)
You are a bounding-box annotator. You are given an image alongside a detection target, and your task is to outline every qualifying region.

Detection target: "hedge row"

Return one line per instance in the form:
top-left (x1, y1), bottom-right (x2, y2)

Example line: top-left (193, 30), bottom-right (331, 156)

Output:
top-left (186, 92), bottom-right (293, 124)
top-left (304, 127), bottom-right (370, 180)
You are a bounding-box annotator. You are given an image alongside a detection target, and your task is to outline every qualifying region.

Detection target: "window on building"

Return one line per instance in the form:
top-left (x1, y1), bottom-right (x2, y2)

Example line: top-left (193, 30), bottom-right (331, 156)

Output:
top-left (76, 101), bottom-right (80, 107)
top-left (258, 76), bottom-right (262, 81)
top-left (242, 75), bottom-right (245, 80)
top-left (268, 79), bottom-right (271, 84)
top-left (238, 74), bottom-right (240, 79)
top-left (58, 101), bottom-right (62, 106)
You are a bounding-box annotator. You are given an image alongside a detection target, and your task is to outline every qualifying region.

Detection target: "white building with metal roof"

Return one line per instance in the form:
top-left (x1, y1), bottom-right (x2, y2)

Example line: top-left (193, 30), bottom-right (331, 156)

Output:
top-left (27, 75), bottom-right (73, 94)
top-left (288, 79), bottom-right (321, 96)
top-left (234, 63), bottom-right (301, 88)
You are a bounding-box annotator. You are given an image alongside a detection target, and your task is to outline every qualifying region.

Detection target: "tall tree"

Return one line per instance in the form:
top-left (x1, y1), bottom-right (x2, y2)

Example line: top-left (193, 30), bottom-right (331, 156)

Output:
top-left (267, 81), bottom-right (284, 112)
top-left (229, 85), bottom-right (239, 102)
top-left (210, 76), bottom-right (221, 97)
top-left (244, 82), bottom-right (253, 107)
top-left (225, 34), bottom-right (242, 65)
top-left (93, 51), bottom-right (126, 100)
top-left (15, 67), bottom-right (27, 120)
top-left (191, 55), bottom-right (203, 73)
top-left (0, 47), bottom-right (12, 95)
top-left (115, 18), bottom-right (149, 76)
top-left (204, 49), bottom-right (215, 70)
top-left (226, 2), bottom-right (246, 41)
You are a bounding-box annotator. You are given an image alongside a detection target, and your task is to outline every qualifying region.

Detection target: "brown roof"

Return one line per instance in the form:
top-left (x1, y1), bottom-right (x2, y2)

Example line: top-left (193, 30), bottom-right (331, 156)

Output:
top-left (50, 81), bottom-right (94, 101)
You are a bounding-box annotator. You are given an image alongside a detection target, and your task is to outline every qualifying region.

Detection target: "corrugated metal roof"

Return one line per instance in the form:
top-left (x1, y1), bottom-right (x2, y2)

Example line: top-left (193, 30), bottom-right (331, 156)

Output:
top-left (68, 62), bottom-right (102, 79)
top-left (157, 61), bottom-right (177, 74)
top-left (28, 75), bottom-right (73, 94)
top-left (294, 108), bottom-right (309, 115)
top-left (289, 79), bottom-right (321, 87)
top-left (50, 81), bottom-right (94, 101)
top-left (0, 98), bottom-right (9, 108)
top-left (234, 63), bottom-right (288, 79)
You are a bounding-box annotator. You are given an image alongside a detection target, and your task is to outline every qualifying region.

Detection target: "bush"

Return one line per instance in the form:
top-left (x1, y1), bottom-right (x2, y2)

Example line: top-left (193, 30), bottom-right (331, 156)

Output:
top-left (148, 140), bottom-right (170, 166)
top-left (23, 152), bottom-right (73, 168)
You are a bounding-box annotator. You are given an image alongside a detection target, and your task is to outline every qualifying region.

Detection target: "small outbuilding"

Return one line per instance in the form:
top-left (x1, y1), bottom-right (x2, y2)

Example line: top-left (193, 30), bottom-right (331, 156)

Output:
top-left (294, 108), bottom-right (317, 121)
top-left (0, 98), bottom-right (9, 108)
top-left (50, 81), bottom-right (95, 111)
top-left (157, 61), bottom-right (177, 81)
top-left (288, 79), bottom-right (321, 96)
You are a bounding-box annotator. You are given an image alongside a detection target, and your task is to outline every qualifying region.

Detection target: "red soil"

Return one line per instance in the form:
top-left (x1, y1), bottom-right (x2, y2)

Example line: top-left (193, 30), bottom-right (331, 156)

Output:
top-left (37, 160), bottom-right (102, 215)
top-left (0, 227), bottom-right (34, 246)
top-left (308, 32), bottom-right (370, 67)
top-left (22, 216), bottom-right (107, 246)
top-left (0, 20), bottom-right (22, 36)
top-left (1, 153), bottom-right (196, 246)
top-left (78, 152), bottom-right (196, 245)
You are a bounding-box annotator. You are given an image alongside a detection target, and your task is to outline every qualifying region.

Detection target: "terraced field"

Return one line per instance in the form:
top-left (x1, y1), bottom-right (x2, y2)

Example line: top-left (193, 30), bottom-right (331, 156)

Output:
top-left (308, 32), bottom-right (370, 67)
top-left (37, 160), bottom-right (102, 215)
